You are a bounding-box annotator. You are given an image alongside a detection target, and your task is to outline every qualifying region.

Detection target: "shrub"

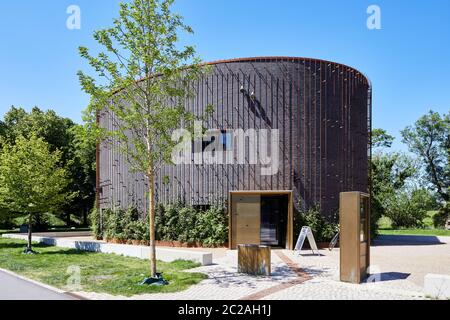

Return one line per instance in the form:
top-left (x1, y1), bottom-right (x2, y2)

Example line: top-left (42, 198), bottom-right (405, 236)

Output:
top-left (93, 202), bottom-right (228, 246)
top-left (177, 206), bottom-right (199, 243)
top-left (433, 203), bottom-right (449, 228)
top-left (156, 202), bottom-right (228, 246)
top-left (294, 201), bottom-right (339, 242)
top-left (89, 204), bottom-right (102, 239)
top-left (371, 195), bottom-right (384, 238)
top-left (103, 206), bottom-right (125, 241)
top-left (384, 189), bottom-right (432, 229)
top-left (196, 206), bottom-right (228, 246)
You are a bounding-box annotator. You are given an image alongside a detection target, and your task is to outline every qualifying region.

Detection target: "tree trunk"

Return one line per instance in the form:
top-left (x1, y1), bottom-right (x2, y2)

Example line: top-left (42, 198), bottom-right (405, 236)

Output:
top-left (27, 214), bottom-right (33, 252)
top-left (148, 169), bottom-right (157, 278)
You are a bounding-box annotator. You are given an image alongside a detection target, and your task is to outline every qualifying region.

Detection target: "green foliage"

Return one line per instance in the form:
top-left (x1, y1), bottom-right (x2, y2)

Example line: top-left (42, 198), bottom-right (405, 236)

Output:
top-left (0, 135), bottom-right (73, 218)
top-left (401, 111), bottom-right (450, 203)
top-left (0, 135), bottom-right (75, 250)
top-left (379, 229), bottom-right (450, 236)
top-left (156, 203), bottom-right (228, 246)
top-left (196, 206), bottom-right (229, 246)
top-left (372, 128), bottom-right (395, 149)
top-left (0, 106), bottom-right (96, 226)
top-left (66, 124), bottom-right (97, 225)
top-left (89, 206), bottom-right (100, 239)
top-left (294, 202), bottom-right (339, 242)
top-left (95, 203), bottom-right (228, 247)
top-left (370, 132), bottom-right (417, 237)
top-left (1, 107), bottom-right (74, 153)
top-left (384, 189), bottom-right (435, 229)
top-left (95, 206), bottom-right (147, 241)
top-left (433, 203), bottom-right (450, 228)
top-left (0, 209), bottom-right (14, 229)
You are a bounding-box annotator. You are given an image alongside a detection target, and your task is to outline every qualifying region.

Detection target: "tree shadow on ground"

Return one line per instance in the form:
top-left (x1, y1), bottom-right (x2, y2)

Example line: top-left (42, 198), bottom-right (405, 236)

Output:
top-left (199, 263), bottom-right (324, 289)
top-left (40, 248), bottom-right (88, 255)
top-left (373, 235), bottom-right (445, 246)
top-left (0, 242), bottom-right (51, 250)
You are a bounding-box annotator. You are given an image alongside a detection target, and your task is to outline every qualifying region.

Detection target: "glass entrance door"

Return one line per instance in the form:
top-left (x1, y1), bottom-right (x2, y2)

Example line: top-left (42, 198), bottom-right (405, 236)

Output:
top-left (260, 195), bottom-right (288, 247)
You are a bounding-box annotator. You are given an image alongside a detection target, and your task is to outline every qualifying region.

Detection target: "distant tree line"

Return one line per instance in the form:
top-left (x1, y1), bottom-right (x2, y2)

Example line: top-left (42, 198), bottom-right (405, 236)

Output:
top-left (371, 110), bottom-right (449, 235)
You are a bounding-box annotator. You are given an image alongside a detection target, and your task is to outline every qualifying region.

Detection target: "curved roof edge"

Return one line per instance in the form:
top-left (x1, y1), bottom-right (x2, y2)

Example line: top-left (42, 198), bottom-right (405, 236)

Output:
top-left (202, 56), bottom-right (371, 86)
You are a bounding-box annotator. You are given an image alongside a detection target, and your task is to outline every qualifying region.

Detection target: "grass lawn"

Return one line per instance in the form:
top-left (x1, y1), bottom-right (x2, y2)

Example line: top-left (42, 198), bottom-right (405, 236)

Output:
top-left (377, 211), bottom-right (450, 237)
top-left (0, 229), bottom-right (18, 235)
top-left (0, 238), bottom-right (207, 296)
top-left (378, 229), bottom-right (450, 236)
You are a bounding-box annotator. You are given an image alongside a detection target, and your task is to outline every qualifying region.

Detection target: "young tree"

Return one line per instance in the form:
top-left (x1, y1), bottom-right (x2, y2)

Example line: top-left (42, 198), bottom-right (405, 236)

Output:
top-left (78, 0), bottom-right (207, 279)
top-left (401, 111), bottom-right (450, 202)
top-left (0, 136), bottom-right (72, 253)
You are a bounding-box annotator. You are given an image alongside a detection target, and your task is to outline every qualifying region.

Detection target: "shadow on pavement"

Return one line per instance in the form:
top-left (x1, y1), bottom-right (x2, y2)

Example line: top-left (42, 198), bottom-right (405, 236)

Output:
top-left (201, 263), bottom-right (319, 289)
top-left (372, 235), bottom-right (445, 246)
top-left (366, 271), bottom-right (411, 282)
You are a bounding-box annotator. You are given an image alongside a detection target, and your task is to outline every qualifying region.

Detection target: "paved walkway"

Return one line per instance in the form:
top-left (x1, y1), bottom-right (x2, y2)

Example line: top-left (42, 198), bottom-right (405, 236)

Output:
top-left (5, 233), bottom-right (447, 300)
top-left (75, 234), bottom-right (450, 300)
top-left (76, 235), bottom-right (450, 300)
top-left (0, 270), bottom-right (77, 300)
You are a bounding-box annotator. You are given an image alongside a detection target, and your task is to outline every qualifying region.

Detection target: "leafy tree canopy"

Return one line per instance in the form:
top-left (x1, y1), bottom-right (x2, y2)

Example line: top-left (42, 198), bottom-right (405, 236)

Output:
top-left (372, 128), bottom-right (395, 149)
top-left (0, 106), bottom-right (96, 226)
top-left (401, 110), bottom-right (450, 202)
top-left (0, 135), bottom-right (73, 215)
top-left (2, 106), bottom-right (74, 158)
top-left (0, 135), bottom-right (75, 250)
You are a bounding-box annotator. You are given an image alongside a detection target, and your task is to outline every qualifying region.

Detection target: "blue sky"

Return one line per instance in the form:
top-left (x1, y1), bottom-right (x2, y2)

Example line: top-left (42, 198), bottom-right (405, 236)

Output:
top-left (0, 0), bottom-right (449, 151)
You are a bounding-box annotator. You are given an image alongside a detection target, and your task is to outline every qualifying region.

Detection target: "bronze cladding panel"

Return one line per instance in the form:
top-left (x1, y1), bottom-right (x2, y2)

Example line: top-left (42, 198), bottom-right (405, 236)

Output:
top-left (340, 192), bottom-right (371, 284)
top-left (98, 58), bottom-right (371, 222)
top-left (361, 195), bottom-right (370, 278)
top-left (231, 194), bottom-right (261, 248)
top-left (340, 192), bottom-right (360, 283)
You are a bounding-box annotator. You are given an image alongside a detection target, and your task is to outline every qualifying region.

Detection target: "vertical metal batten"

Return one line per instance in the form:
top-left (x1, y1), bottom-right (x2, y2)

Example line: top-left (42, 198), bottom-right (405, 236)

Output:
top-left (97, 57), bottom-right (371, 220)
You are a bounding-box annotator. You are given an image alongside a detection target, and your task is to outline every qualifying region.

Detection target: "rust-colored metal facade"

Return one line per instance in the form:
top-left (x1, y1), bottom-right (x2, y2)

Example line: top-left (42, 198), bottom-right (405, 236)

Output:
top-left (97, 57), bottom-right (371, 218)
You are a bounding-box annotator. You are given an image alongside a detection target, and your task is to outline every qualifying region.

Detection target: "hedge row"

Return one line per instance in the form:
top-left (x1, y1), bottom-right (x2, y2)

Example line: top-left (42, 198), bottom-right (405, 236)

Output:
top-left (90, 202), bottom-right (228, 247)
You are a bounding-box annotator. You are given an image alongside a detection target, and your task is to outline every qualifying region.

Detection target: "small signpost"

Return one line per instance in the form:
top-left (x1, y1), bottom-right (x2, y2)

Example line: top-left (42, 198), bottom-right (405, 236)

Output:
top-left (294, 226), bottom-right (320, 256)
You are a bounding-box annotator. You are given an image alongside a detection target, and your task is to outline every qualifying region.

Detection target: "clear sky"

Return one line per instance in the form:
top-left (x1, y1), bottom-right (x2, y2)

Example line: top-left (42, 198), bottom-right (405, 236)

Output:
top-left (0, 0), bottom-right (449, 151)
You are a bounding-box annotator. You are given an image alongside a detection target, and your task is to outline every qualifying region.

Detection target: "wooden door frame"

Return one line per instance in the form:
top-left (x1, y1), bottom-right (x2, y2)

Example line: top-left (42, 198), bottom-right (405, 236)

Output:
top-left (228, 190), bottom-right (294, 250)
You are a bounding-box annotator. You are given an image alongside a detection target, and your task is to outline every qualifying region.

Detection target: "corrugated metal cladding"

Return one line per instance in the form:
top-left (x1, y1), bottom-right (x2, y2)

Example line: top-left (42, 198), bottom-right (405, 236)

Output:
top-left (98, 57), bottom-right (371, 219)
